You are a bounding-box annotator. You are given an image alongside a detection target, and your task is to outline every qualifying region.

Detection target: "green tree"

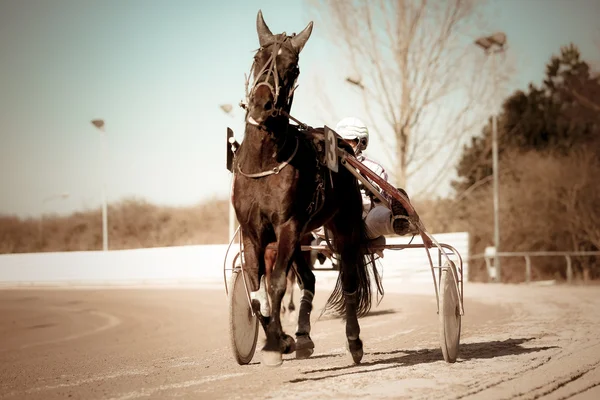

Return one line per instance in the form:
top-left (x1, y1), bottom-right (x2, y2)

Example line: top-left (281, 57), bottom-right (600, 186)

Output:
top-left (453, 44), bottom-right (600, 194)
top-left (450, 44), bottom-right (600, 282)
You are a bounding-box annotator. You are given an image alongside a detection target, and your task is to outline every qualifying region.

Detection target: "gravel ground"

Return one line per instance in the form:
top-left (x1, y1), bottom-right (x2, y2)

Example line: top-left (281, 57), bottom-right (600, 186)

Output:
top-left (1, 281), bottom-right (599, 399)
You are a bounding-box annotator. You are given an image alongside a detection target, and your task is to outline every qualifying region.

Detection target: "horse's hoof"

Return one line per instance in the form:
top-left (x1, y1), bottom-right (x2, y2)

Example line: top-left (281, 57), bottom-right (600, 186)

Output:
top-left (261, 350), bottom-right (283, 367)
top-left (296, 347), bottom-right (314, 359)
top-left (348, 338), bottom-right (363, 364)
top-left (295, 334), bottom-right (315, 359)
top-left (295, 335), bottom-right (315, 359)
top-left (282, 334), bottom-right (296, 355)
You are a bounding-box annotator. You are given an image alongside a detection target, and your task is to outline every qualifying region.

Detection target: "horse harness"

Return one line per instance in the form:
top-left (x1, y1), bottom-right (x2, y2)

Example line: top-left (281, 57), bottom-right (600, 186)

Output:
top-left (236, 34), bottom-right (338, 237)
top-left (231, 115), bottom-right (331, 224)
top-left (235, 134), bottom-right (299, 179)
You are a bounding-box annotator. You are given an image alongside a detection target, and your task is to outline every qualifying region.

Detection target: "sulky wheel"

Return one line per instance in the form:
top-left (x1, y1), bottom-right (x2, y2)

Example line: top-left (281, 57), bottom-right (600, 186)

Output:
top-left (228, 269), bottom-right (259, 365)
top-left (439, 260), bottom-right (461, 363)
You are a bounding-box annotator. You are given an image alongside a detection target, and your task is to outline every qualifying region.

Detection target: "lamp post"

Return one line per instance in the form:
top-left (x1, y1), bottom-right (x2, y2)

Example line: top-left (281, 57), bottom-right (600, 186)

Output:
top-left (219, 104), bottom-right (237, 241)
top-left (475, 32), bottom-right (506, 282)
top-left (91, 119), bottom-right (109, 251)
top-left (220, 104), bottom-right (234, 116)
top-left (39, 192), bottom-right (70, 244)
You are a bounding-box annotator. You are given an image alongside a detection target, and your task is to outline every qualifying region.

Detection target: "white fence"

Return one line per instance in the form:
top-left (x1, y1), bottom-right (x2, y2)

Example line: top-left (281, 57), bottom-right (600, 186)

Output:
top-left (311, 232), bottom-right (469, 282)
top-left (0, 232), bottom-right (468, 287)
top-left (471, 249), bottom-right (600, 283)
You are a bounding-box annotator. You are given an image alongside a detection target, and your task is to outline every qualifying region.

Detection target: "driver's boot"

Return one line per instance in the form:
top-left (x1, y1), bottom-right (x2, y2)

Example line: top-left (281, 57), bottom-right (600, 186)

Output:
top-left (391, 188), bottom-right (411, 235)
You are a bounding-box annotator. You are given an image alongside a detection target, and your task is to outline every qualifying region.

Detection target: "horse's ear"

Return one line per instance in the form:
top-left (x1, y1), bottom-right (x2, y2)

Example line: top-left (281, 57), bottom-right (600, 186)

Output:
top-left (256, 10), bottom-right (273, 47)
top-left (290, 21), bottom-right (313, 53)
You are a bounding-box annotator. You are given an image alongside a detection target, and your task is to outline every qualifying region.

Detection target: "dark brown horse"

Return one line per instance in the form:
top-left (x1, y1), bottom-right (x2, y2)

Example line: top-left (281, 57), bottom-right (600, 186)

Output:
top-left (232, 10), bottom-right (382, 367)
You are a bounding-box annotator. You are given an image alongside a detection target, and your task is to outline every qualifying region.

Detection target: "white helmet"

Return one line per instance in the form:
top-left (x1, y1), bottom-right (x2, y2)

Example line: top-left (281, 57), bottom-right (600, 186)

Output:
top-left (335, 117), bottom-right (369, 152)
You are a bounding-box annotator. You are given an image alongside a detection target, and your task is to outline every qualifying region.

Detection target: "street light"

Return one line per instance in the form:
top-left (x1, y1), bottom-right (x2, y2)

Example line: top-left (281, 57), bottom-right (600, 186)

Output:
top-left (219, 104), bottom-right (238, 241)
top-left (220, 104), bottom-right (234, 116)
top-left (91, 119), bottom-right (109, 251)
top-left (475, 32), bottom-right (506, 282)
top-left (39, 192), bottom-right (70, 244)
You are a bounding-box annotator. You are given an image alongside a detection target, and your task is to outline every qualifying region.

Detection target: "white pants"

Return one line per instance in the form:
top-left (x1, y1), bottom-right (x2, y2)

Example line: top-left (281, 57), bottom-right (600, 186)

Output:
top-left (364, 204), bottom-right (394, 239)
top-left (312, 204), bottom-right (393, 240)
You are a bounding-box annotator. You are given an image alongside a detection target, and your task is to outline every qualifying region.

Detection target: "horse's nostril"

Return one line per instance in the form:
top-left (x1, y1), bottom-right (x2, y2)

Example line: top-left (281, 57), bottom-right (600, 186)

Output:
top-left (264, 101), bottom-right (273, 110)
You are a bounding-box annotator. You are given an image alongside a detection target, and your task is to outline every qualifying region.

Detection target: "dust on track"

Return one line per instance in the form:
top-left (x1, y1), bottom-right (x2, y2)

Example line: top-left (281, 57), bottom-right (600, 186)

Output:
top-left (1, 283), bottom-right (599, 399)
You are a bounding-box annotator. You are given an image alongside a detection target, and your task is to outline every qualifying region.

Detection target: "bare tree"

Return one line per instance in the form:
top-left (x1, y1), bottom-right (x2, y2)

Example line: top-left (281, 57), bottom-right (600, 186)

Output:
top-left (306, 0), bottom-right (508, 196)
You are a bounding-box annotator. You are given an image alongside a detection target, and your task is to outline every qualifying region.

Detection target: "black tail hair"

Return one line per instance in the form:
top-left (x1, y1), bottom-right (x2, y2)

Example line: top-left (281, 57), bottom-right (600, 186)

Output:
top-left (321, 217), bottom-right (384, 319)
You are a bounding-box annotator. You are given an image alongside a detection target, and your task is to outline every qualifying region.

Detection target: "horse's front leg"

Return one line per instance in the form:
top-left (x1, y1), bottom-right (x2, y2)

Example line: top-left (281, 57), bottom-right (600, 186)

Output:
top-left (261, 222), bottom-right (298, 367)
top-left (243, 234), bottom-right (271, 333)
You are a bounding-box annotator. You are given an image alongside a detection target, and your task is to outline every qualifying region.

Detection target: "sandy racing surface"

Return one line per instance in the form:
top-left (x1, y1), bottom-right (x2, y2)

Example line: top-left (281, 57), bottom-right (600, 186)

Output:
top-left (1, 281), bottom-right (600, 400)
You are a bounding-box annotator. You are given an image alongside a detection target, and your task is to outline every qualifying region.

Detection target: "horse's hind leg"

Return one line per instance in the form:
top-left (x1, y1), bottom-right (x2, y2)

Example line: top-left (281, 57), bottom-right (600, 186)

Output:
top-left (343, 284), bottom-right (364, 364)
top-left (293, 245), bottom-right (316, 359)
top-left (328, 218), bottom-right (369, 365)
top-left (287, 269), bottom-right (296, 314)
top-left (281, 268), bottom-right (295, 317)
top-left (261, 242), bottom-right (277, 318)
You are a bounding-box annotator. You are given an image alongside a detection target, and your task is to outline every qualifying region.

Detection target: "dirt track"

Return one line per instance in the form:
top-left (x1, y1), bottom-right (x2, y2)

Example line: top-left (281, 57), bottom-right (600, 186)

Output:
top-left (1, 282), bottom-right (599, 399)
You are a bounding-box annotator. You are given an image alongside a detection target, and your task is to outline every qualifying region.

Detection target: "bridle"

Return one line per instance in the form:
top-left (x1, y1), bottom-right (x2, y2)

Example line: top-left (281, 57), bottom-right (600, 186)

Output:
top-left (244, 34), bottom-right (300, 120)
top-left (235, 34), bottom-right (304, 179)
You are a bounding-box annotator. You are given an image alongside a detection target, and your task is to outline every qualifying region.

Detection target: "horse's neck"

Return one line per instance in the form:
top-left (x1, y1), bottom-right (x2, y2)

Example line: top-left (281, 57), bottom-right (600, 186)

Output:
top-left (239, 101), bottom-right (294, 155)
top-left (243, 126), bottom-right (277, 161)
top-left (239, 122), bottom-right (291, 170)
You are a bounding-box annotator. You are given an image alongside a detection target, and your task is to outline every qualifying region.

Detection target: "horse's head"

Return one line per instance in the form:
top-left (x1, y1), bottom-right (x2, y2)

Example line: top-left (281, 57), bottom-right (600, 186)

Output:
top-left (246, 10), bottom-right (313, 125)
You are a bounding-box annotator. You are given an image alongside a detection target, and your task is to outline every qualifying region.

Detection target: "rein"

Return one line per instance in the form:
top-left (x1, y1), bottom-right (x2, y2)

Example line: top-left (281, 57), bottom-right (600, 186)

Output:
top-left (242, 107), bottom-right (423, 228)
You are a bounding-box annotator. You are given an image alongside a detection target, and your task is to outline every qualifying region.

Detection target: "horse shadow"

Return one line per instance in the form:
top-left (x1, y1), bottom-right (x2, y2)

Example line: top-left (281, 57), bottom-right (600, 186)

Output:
top-left (315, 308), bottom-right (397, 322)
top-left (288, 337), bottom-right (558, 383)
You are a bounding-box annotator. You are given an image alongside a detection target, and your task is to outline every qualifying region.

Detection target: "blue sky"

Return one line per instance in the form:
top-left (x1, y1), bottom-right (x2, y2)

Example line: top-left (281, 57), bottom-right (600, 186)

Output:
top-left (1, 0), bottom-right (599, 218)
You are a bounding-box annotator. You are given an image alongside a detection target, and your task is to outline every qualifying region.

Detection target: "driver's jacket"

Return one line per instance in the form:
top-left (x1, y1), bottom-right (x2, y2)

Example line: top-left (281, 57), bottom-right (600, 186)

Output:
top-left (355, 153), bottom-right (392, 214)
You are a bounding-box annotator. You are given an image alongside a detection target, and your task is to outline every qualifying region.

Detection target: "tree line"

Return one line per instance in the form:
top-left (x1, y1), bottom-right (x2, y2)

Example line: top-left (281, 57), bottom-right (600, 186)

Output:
top-left (451, 44), bottom-right (600, 282)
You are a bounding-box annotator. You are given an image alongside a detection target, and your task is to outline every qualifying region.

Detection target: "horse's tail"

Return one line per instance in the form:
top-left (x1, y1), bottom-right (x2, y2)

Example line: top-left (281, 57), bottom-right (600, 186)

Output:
top-left (354, 218), bottom-right (384, 317)
top-left (322, 217), bottom-right (384, 319)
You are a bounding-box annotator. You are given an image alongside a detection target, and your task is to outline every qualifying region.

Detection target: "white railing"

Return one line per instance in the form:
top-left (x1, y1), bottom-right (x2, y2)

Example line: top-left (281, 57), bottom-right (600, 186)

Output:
top-left (0, 232), bottom-right (469, 287)
top-left (470, 250), bottom-right (600, 283)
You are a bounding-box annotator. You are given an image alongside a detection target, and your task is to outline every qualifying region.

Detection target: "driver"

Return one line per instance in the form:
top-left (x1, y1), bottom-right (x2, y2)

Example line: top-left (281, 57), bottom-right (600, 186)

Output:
top-left (334, 116), bottom-right (413, 239)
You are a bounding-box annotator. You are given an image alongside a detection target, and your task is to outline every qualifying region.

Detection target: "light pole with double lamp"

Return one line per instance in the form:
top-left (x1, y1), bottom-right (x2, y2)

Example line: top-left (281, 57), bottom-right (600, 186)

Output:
top-left (474, 32), bottom-right (507, 282)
